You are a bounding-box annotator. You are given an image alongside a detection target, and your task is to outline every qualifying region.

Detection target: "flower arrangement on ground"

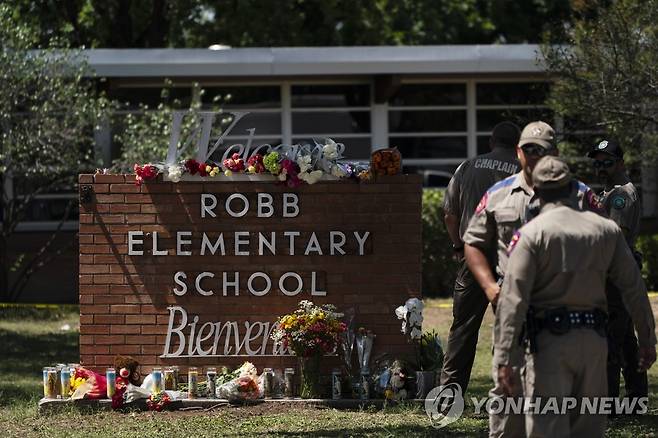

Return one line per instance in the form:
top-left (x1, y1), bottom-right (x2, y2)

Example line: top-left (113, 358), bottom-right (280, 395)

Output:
top-left (215, 361), bottom-right (262, 401)
top-left (146, 391), bottom-right (171, 411)
top-left (271, 300), bottom-right (346, 398)
top-left (395, 298), bottom-right (444, 398)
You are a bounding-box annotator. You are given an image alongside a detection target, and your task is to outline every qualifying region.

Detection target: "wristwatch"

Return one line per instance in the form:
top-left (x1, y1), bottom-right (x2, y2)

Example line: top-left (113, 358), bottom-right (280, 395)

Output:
top-left (452, 243), bottom-right (464, 252)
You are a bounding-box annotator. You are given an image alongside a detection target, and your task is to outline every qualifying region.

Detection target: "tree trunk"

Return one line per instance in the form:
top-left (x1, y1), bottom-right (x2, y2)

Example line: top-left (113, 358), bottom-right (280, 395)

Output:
top-left (0, 174), bottom-right (9, 302)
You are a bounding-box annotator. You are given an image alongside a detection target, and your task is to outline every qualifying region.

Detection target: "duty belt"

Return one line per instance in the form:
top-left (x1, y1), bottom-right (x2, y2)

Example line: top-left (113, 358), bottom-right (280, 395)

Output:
top-left (523, 307), bottom-right (608, 353)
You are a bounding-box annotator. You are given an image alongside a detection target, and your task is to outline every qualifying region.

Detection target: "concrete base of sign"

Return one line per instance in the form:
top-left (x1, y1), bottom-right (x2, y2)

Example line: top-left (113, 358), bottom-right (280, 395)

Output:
top-left (38, 397), bottom-right (424, 414)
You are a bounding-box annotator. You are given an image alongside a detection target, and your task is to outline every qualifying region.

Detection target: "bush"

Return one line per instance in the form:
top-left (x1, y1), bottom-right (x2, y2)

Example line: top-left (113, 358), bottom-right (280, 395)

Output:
top-left (421, 189), bottom-right (658, 296)
top-left (637, 234), bottom-right (658, 291)
top-left (422, 189), bottom-right (459, 297)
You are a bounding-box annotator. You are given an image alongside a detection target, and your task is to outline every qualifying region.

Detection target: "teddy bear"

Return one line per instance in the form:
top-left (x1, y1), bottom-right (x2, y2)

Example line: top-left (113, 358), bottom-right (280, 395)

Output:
top-left (113, 355), bottom-right (141, 386)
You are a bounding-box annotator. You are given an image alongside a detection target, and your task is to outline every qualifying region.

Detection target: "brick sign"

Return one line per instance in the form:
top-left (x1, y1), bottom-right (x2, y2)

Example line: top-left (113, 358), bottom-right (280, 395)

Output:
top-left (78, 174), bottom-right (422, 373)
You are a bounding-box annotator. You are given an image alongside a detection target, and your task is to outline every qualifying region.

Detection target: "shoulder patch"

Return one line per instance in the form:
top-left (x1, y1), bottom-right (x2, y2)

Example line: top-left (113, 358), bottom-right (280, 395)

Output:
top-left (487, 174), bottom-right (516, 194)
top-left (586, 189), bottom-right (605, 214)
top-left (475, 192), bottom-right (488, 214)
top-left (507, 230), bottom-right (521, 255)
top-left (612, 195), bottom-right (626, 210)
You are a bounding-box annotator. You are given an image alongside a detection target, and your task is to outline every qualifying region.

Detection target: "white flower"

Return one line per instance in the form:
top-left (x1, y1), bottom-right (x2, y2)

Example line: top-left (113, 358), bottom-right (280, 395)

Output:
top-left (297, 154), bottom-right (312, 173)
top-left (300, 170), bottom-right (323, 185)
top-left (407, 311), bottom-right (423, 327)
top-left (323, 140), bottom-right (338, 160)
top-left (331, 164), bottom-right (346, 178)
top-left (278, 169), bottom-right (288, 181)
top-left (167, 165), bottom-right (182, 183)
top-left (410, 327), bottom-right (422, 340)
top-left (405, 298), bottom-right (424, 312)
top-left (395, 305), bottom-right (408, 320)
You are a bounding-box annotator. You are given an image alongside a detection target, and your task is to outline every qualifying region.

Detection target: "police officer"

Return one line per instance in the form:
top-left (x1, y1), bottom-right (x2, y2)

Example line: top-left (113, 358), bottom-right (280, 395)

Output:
top-left (463, 121), bottom-right (601, 438)
top-left (440, 121), bottom-right (521, 395)
top-left (587, 139), bottom-right (647, 402)
top-left (494, 156), bottom-right (656, 437)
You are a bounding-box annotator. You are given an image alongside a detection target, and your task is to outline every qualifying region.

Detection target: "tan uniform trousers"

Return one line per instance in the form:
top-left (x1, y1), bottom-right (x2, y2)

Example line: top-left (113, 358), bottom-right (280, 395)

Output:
top-left (490, 346), bottom-right (526, 438)
top-left (523, 330), bottom-right (608, 438)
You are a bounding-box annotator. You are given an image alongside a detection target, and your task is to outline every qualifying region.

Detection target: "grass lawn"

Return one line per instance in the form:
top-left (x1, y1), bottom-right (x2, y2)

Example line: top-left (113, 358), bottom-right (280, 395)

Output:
top-left (1, 300), bottom-right (657, 437)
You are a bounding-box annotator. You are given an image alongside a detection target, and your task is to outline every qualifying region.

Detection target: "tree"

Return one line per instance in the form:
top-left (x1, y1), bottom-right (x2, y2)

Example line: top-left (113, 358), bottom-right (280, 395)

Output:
top-left (10, 0), bottom-right (578, 48)
top-left (542, 0), bottom-right (658, 216)
top-left (0, 4), bottom-right (110, 301)
top-left (543, 0), bottom-right (658, 163)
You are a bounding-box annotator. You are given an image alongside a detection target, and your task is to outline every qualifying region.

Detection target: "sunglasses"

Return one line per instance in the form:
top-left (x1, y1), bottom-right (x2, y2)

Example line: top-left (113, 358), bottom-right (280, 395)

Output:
top-left (593, 159), bottom-right (617, 169)
top-left (521, 145), bottom-right (548, 157)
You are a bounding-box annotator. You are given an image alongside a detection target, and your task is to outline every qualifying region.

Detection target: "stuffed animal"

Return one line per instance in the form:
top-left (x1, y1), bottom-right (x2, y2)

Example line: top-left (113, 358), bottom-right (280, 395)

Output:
top-left (113, 355), bottom-right (141, 386)
top-left (389, 360), bottom-right (410, 400)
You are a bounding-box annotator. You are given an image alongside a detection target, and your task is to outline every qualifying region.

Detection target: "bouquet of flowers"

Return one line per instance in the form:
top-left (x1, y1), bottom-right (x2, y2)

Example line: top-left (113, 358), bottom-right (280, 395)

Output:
top-left (395, 298), bottom-right (423, 341)
top-left (133, 164), bottom-right (158, 186)
top-left (247, 154), bottom-right (266, 174)
top-left (271, 300), bottom-right (346, 357)
top-left (356, 327), bottom-right (376, 373)
top-left (222, 152), bottom-right (245, 175)
top-left (395, 298), bottom-right (425, 368)
top-left (132, 137), bottom-right (371, 186)
top-left (146, 391), bottom-right (172, 411)
top-left (271, 300), bottom-right (346, 398)
top-left (70, 367), bottom-right (107, 400)
top-left (215, 361), bottom-right (262, 401)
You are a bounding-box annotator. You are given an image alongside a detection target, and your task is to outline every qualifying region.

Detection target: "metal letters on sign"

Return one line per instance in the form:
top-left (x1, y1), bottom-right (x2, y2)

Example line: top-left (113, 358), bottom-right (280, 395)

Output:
top-left (165, 110), bottom-right (346, 171)
top-left (126, 189), bottom-right (371, 358)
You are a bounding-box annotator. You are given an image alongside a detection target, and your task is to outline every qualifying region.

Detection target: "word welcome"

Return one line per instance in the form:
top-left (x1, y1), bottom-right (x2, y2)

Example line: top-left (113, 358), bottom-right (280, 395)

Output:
top-left (166, 111), bottom-right (345, 166)
top-left (162, 306), bottom-right (289, 357)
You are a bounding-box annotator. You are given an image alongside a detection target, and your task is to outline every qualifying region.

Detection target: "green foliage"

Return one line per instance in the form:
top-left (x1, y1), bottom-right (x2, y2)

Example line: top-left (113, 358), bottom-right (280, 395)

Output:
top-left (421, 189), bottom-right (459, 297)
top-left (10, 0), bottom-right (578, 48)
top-left (111, 81), bottom-right (228, 171)
top-left (0, 4), bottom-right (110, 301)
top-left (419, 330), bottom-right (444, 372)
top-left (0, 4), bottom-right (108, 180)
top-left (637, 234), bottom-right (658, 291)
top-left (543, 0), bottom-right (658, 165)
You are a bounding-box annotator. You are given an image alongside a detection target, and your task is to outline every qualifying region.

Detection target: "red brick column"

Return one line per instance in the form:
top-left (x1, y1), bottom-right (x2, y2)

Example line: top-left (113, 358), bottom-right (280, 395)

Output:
top-left (78, 174), bottom-right (422, 374)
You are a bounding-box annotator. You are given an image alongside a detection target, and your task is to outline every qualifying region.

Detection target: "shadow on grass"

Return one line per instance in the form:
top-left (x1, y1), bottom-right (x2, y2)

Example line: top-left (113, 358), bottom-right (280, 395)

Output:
top-left (0, 327), bottom-right (78, 406)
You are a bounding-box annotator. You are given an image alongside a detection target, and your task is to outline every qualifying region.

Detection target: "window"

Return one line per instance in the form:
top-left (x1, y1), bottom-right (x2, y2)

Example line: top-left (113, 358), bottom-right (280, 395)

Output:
top-left (11, 177), bottom-right (78, 231)
top-left (475, 81), bottom-right (552, 154)
top-left (388, 83), bottom-right (468, 162)
top-left (291, 84), bottom-right (372, 160)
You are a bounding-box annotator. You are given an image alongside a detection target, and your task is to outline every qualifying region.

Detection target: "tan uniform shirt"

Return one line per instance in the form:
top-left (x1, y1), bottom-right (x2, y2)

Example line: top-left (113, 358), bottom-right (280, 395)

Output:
top-left (493, 203), bottom-right (657, 366)
top-left (443, 148), bottom-right (519, 240)
top-left (463, 172), bottom-right (602, 278)
top-left (600, 175), bottom-right (641, 248)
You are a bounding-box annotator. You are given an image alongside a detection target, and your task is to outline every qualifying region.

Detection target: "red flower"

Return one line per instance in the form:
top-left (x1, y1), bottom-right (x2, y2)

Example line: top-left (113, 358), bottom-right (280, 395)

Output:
top-left (185, 159), bottom-right (199, 175)
top-left (247, 154), bottom-right (265, 173)
top-left (223, 153), bottom-right (245, 172)
top-left (133, 164), bottom-right (158, 186)
top-left (198, 162), bottom-right (208, 177)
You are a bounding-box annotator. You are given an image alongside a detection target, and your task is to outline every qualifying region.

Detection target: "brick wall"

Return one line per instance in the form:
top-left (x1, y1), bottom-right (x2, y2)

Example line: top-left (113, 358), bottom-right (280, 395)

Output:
top-left (78, 174), bottom-right (422, 374)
